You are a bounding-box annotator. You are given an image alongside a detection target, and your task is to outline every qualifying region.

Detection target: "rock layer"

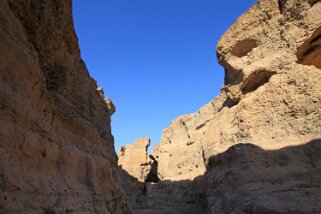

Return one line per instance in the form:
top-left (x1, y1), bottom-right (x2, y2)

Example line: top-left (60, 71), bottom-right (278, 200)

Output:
top-left (203, 1), bottom-right (321, 209)
top-left (0, 0), bottom-right (130, 213)
top-left (118, 138), bottom-right (151, 182)
top-left (151, 93), bottom-right (227, 181)
top-left (206, 139), bottom-right (321, 213)
top-left (151, 0), bottom-right (321, 182)
top-left (119, 0), bottom-right (321, 213)
top-left (204, 0), bottom-right (321, 163)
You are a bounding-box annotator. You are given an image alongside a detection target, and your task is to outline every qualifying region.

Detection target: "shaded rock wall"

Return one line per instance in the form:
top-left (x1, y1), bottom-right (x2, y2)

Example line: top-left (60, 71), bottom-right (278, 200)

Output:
top-left (206, 139), bottom-right (321, 213)
top-left (0, 0), bottom-right (130, 213)
top-left (121, 140), bottom-right (321, 213)
top-left (117, 164), bottom-right (207, 214)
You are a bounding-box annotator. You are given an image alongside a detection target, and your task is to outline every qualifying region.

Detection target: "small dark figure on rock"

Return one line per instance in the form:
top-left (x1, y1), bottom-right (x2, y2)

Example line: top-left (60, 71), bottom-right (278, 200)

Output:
top-left (135, 193), bottom-right (142, 206)
top-left (142, 183), bottom-right (147, 196)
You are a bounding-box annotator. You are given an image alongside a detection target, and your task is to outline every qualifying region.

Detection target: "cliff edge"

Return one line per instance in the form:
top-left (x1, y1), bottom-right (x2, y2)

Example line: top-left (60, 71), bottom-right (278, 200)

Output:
top-left (119, 0), bottom-right (321, 213)
top-left (152, 0), bottom-right (321, 182)
top-left (0, 0), bottom-right (130, 213)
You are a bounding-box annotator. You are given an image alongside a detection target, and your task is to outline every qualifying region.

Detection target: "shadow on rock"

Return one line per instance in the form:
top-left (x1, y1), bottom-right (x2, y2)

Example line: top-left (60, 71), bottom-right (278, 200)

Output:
top-left (119, 139), bottom-right (321, 214)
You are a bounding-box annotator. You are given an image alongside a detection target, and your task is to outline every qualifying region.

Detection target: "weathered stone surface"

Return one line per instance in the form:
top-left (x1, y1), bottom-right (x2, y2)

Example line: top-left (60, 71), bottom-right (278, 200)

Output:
top-left (151, 93), bottom-right (227, 181)
top-left (0, 0), bottom-right (130, 213)
top-left (118, 138), bottom-right (151, 182)
top-left (203, 1), bottom-right (321, 212)
top-left (206, 140), bottom-right (321, 213)
top-left (204, 0), bottom-right (321, 162)
top-left (120, 0), bottom-right (321, 213)
top-left (151, 0), bottom-right (321, 181)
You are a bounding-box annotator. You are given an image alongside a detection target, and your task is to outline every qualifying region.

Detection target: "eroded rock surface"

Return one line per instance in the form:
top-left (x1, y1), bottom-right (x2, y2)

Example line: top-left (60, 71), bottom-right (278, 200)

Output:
top-left (118, 138), bottom-right (151, 182)
top-left (151, 94), bottom-right (227, 181)
top-left (204, 0), bottom-right (321, 165)
top-left (120, 0), bottom-right (321, 213)
top-left (0, 0), bottom-right (130, 213)
top-left (151, 0), bottom-right (321, 182)
top-left (206, 140), bottom-right (321, 213)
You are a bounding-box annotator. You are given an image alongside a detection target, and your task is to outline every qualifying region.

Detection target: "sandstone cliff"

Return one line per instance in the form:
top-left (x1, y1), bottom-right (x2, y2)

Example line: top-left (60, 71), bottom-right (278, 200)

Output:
top-left (119, 0), bottom-right (321, 213)
top-left (0, 0), bottom-right (130, 213)
top-left (151, 0), bottom-right (321, 181)
top-left (150, 94), bottom-right (227, 181)
top-left (118, 138), bottom-right (151, 182)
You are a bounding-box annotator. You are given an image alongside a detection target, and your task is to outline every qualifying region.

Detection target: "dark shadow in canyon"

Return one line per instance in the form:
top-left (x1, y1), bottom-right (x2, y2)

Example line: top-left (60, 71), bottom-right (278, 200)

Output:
top-left (118, 139), bottom-right (321, 213)
top-left (297, 25), bottom-right (321, 70)
top-left (144, 155), bottom-right (161, 183)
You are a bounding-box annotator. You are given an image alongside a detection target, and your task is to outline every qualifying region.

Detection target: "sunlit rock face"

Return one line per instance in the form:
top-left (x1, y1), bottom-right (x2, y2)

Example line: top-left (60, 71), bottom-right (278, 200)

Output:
top-left (204, 1), bottom-right (321, 212)
top-left (150, 94), bottom-right (227, 181)
top-left (151, 0), bottom-right (321, 181)
top-left (206, 0), bottom-right (321, 161)
top-left (0, 0), bottom-right (130, 213)
top-left (118, 138), bottom-right (152, 182)
top-left (122, 0), bottom-right (321, 213)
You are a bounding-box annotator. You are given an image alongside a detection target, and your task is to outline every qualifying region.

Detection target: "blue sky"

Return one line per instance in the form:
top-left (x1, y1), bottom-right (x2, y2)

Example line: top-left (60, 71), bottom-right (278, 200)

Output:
top-left (73, 0), bottom-right (256, 153)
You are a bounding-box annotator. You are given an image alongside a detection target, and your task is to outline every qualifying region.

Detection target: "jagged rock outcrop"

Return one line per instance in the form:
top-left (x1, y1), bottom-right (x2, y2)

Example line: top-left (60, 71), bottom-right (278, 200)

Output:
top-left (152, 0), bottom-right (321, 181)
top-left (203, 0), bottom-right (321, 212)
top-left (0, 0), bottom-right (130, 213)
top-left (207, 0), bottom-right (321, 150)
top-left (151, 94), bottom-right (227, 181)
top-left (120, 0), bottom-right (321, 213)
top-left (118, 138), bottom-right (151, 182)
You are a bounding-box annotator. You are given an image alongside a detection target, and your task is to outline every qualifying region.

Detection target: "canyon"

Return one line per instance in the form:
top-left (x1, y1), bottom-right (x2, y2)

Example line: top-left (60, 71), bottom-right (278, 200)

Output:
top-left (119, 0), bottom-right (321, 213)
top-left (0, 0), bottom-right (320, 213)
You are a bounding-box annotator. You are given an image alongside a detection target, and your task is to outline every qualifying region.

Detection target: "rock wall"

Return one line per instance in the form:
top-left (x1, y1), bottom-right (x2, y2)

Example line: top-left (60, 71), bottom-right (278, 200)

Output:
top-left (118, 138), bottom-right (151, 182)
top-left (151, 0), bottom-right (321, 181)
top-left (206, 139), bottom-right (321, 213)
top-left (203, 1), bottom-right (321, 212)
top-left (205, 0), bottom-right (321, 154)
top-left (151, 94), bottom-right (226, 181)
top-left (0, 0), bottom-right (130, 213)
top-left (119, 0), bottom-right (321, 213)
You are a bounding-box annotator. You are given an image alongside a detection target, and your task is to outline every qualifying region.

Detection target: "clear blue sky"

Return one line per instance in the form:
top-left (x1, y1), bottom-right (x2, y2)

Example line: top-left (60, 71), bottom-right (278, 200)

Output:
top-left (73, 0), bottom-right (256, 153)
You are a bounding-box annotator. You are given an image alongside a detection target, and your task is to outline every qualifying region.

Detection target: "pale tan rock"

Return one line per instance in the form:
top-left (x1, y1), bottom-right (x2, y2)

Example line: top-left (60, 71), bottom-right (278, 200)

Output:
top-left (204, 0), bottom-right (321, 161)
top-left (150, 93), bottom-right (227, 181)
top-left (0, 0), bottom-right (130, 213)
top-left (151, 0), bottom-right (321, 181)
top-left (104, 98), bottom-right (116, 116)
top-left (203, 1), bottom-right (321, 212)
top-left (97, 88), bottom-right (115, 116)
top-left (118, 138), bottom-right (151, 182)
top-left (124, 0), bottom-right (321, 213)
